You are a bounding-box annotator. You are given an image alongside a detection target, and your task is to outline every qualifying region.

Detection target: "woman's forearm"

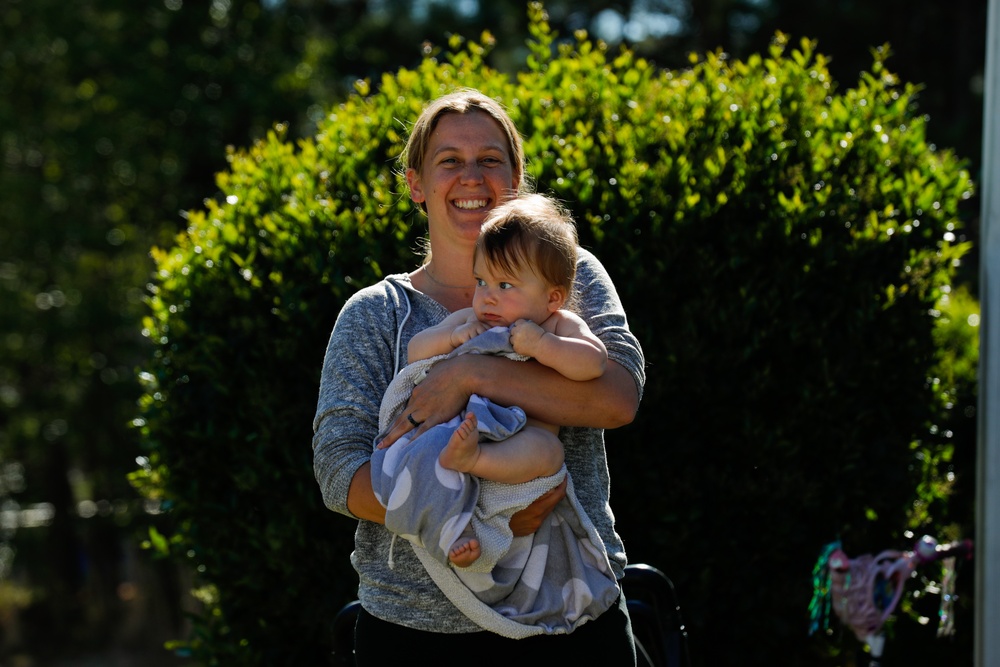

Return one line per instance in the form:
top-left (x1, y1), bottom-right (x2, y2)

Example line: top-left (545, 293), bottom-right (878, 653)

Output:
top-left (379, 352), bottom-right (639, 449)
top-left (349, 433), bottom-right (561, 537)
top-left (459, 354), bottom-right (639, 429)
top-left (346, 462), bottom-right (387, 524)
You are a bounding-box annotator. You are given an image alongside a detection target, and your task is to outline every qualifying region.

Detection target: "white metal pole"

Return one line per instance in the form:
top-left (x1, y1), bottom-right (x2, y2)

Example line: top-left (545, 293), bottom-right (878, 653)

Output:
top-left (977, 1), bottom-right (1000, 666)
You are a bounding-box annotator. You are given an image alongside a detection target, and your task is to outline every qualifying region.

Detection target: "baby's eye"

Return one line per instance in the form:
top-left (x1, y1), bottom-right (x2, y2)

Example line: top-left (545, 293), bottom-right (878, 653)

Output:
top-left (499, 281), bottom-right (513, 290)
top-left (475, 278), bottom-right (486, 287)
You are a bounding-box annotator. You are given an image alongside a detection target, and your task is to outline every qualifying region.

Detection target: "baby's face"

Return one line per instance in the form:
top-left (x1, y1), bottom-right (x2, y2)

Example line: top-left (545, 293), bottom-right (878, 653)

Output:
top-left (472, 256), bottom-right (557, 328)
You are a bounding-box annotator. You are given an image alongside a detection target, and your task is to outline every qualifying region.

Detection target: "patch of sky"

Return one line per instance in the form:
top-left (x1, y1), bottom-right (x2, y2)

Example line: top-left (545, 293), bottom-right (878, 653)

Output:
top-left (409, 0), bottom-right (480, 21)
top-left (594, 0), bottom-right (689, 43)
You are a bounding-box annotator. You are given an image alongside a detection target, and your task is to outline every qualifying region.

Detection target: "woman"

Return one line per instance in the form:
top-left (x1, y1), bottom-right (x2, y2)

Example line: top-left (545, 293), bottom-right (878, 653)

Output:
top-left (312, 89), bottom-right (645, 665)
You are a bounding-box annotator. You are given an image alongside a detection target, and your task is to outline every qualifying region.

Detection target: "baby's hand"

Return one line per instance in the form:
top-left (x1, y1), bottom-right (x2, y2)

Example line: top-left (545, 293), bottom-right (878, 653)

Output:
top-left (450, 320), bottom-right (489, 348)
top-left (509, 319), bottom-right (545, 356)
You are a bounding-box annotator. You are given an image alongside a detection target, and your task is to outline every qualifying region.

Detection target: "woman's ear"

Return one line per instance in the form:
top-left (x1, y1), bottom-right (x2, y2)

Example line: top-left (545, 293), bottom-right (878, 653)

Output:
top-left (406, 167), bottom-right (426, 204)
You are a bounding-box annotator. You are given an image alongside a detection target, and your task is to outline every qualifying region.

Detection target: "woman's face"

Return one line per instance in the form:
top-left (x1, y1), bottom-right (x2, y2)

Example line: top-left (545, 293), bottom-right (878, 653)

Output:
top-left (406, 111), bottom-right (520, 250)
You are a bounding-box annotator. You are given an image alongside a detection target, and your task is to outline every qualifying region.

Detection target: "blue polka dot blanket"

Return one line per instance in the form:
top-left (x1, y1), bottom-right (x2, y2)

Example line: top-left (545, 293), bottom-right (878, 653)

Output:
top-left (371, 326), bottom-right (620, 638)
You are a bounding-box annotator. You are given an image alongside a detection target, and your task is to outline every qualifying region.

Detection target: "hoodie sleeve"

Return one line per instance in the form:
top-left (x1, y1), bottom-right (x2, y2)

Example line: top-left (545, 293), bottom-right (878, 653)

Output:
top-left (312, 283), bottom-right (400, 518)
top-left (574, 248), bottom-right (645, 402)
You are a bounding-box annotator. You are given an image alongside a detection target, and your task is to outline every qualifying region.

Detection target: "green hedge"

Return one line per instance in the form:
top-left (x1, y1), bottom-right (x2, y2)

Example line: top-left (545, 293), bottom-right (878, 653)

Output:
top-left (131, 4), bottom-right (977, 665)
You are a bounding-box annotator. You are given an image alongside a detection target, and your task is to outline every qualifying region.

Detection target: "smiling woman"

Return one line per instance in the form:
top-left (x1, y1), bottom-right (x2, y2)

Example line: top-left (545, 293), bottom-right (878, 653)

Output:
top-left (311, 89), bottom-right (646, 665)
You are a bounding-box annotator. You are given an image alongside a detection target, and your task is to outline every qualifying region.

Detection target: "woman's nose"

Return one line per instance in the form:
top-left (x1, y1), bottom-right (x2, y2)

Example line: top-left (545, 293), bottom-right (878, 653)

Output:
top-left (460, 163), bottom-right (483, 184)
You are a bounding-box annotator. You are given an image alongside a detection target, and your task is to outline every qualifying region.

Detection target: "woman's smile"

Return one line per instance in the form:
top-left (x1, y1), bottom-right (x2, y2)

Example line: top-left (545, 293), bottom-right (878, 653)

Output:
top-left (453, 198), bottom-right (489, 210)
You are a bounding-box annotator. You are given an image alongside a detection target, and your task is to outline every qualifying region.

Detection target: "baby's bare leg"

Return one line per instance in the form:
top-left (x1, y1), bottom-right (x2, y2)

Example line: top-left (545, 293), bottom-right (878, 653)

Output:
top-left (449, 532), bottom-right (481, 568)
top-left (439, 412), bottom-right (481, 473)
top-left (463, 425), bottom-right (564, 484)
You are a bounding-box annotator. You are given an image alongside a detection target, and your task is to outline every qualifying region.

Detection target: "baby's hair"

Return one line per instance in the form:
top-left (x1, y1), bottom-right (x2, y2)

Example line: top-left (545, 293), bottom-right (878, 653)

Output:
top-left (474, 194), bottom-right (578, 294)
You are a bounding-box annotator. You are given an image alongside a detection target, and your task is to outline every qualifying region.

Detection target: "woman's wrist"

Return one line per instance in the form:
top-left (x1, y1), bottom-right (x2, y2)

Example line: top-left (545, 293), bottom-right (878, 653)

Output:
top-left (452, 352), bottom-right (484, 397)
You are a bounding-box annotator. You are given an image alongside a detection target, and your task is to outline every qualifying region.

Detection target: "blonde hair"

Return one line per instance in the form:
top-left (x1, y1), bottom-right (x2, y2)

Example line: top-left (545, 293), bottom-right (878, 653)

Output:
top-left (474, 194), bottom-right (578, 294)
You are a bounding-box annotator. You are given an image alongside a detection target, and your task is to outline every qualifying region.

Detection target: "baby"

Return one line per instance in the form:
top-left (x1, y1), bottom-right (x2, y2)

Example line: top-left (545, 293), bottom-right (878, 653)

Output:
top-left (407, 193), bottom-right (607, 566)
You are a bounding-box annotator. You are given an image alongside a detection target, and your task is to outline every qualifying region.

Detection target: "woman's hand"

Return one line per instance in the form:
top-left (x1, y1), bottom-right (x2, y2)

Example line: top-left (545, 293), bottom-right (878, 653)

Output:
top-left (378, 355), bottom-right (474, 448)
top-left (509, 478), bottom-right (567, 536)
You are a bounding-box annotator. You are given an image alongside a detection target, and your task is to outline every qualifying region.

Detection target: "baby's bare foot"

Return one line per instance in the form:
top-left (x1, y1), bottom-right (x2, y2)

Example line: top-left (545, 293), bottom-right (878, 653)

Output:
top-left (449, 536), bottom-right (481, 568)
top-left (439, 412), bottom-right (479, 472)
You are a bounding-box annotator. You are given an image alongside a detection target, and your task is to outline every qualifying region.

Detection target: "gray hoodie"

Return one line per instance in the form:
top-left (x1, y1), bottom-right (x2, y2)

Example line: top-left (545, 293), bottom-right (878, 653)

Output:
top-left (312, 248), bottom-right (645, 633)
